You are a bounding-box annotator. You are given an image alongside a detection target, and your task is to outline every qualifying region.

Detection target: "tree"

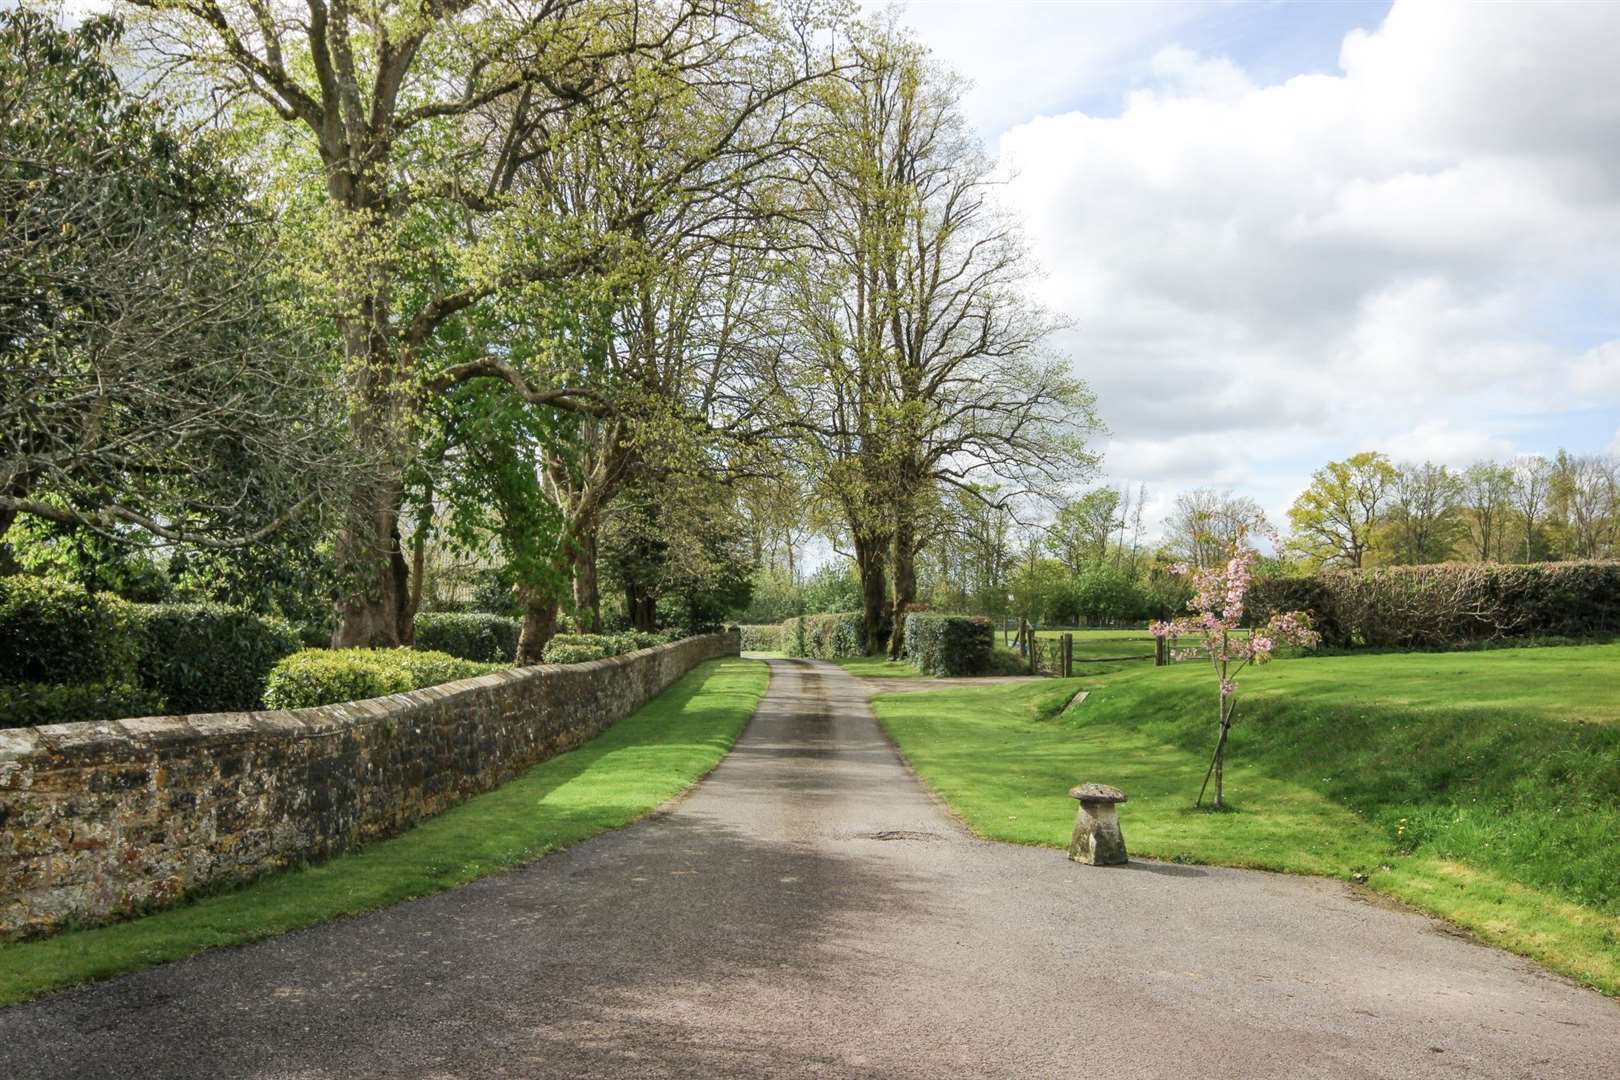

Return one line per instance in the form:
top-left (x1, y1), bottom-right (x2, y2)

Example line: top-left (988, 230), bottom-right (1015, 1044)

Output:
top-left (0, 10), bottom-right (345, 553)
top-left (600, 474), bottom-right (755, 632)
top-left (1461, 461), bottom-right (1515, 562)
top-left (780, 21), bottom-right (1097, 655)
top-left (1383, 461), bottom-right (1465, 565)
top-left (1550, 453), bottom-right (1619, 560)
top-left (132, 0), bottom-right (837, 646)
top-left (1167, 489), bottom-right (1266, 570)
top-left (1151, 533), bottom-right (1319, 809)
top-left (1512, 455), bottom-right (1555, 562)
top-left (1047, 488), bottom-right (1122, 572)
top-left (1286, 452), bottom-right (1398, 568)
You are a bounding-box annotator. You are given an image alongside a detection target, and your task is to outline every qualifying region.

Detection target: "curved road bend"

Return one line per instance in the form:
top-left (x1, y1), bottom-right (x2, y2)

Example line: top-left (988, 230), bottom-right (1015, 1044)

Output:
top-left (2, 658), bottom-right (1617, 1079)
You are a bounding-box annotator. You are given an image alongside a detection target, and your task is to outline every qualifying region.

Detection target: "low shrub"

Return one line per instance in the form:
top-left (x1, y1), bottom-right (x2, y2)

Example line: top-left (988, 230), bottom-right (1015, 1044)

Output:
top-left (1249, 561), bottom-right (1620, 649)
top-left (736, 624), bottom-right (783, 652)
top-left (413, 612), bottom-right (522, 663)
top-left (0, 576), bottom-right (140, 686)
top-left (0, 680), bottom-right (167, 730)
top-left (781, 612), bottom-right (865, 659)
top-left (262, 648), bottom-right (503, 710)
top-left (902, 612), bottom-right (994, 676)
top-left (132, 603), bottom-right (300, 713)
top-left (541, 630), bottom-right (675, 665)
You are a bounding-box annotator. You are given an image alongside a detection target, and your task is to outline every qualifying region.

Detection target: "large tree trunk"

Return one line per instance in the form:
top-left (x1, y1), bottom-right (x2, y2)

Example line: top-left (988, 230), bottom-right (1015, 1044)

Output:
top-left (331, 295), bottom-right (414, 648)
top-left (852, 527), bottom-right (892, 655)
top-left (887, 511), bottom-right (918, 661)
top-left (572, 529), bottom-right (602, 633)
top-left (331, 485), bottom-right (412, 648)
top-left (626, 582), bottom-right (658, 631)
top-left (516, 588), bottom-right (562, 664)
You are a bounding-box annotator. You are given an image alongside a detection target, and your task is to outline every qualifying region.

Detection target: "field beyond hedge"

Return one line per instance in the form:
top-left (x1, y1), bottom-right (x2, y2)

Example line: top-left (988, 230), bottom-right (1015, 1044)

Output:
top-left (870, 643), bottom-right (1620, 995)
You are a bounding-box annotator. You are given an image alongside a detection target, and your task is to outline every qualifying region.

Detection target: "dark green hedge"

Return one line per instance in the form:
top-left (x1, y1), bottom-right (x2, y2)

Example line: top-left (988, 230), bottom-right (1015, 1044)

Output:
top-left (541, 630), bottom-right (677, 665)
top-left (1249, 561), bottom-right (1620, 649)
top-left (736, 624), bottom-right (783, 652)
top-left (902, 612), bottom-right (994, 676)
top-left (133, 602), bottom-right (300, 713)
top-left (781, 612), bottom-right (865, 658)
top-left (414, 612), bottom-right (521, 663)
top-left (0, 576), bottom-right (140, 686)
top-left (262, 648), bottom-right (504, 709)
top-left (1, 578), bottom-right (304, 722)
top-left (0, 680), bottom-right (166, 729)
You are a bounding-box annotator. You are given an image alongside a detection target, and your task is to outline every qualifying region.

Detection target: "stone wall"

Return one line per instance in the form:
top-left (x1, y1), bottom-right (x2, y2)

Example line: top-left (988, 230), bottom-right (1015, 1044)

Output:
top-left (0, 631), bottom-right (740, 939)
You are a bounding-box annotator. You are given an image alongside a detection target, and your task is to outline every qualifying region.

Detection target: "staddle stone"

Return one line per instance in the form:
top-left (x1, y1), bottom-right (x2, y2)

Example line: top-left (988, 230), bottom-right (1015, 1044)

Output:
top-left (1068, 782), bottom-right (1128, 866)
top-left (1069, 783), bottom-right (1126, 804)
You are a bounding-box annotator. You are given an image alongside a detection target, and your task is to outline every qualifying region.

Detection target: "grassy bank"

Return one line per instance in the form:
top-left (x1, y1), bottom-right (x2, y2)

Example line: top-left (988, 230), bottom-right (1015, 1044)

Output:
top-left (0, 657), bottom-right (768, 1006)
top-left (871, 644), bottom-right (1620, 995)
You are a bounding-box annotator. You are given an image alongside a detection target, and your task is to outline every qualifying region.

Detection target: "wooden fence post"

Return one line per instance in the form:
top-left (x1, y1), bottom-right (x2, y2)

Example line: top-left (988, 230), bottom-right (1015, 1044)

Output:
top-left (1155, 636), bottom-right (1167, 667)
top-left (1061, 633), bottom-right (1073, 677)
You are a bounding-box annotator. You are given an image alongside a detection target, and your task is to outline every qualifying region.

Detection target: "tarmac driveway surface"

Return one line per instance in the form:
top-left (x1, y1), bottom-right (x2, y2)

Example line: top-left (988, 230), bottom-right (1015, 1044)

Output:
top-left (2, 657), bottom-right (1617, 1078)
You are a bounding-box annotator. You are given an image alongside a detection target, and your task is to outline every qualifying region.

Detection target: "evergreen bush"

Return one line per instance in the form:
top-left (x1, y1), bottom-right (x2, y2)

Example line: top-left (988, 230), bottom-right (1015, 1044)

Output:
top-left (262, 648), bottom-right (503, 709)
top-left (780, 612), bottom-right (865, 658)
top-left (902, 612), bottom-right (994, 676)
top-left (0, 680), bottom-right (166, 729)
top-left (0, 575), bottom-right (141, 686)
top-left (736, 624), bottom-right (783, 652)
top-left (133, 602), bottom-right (299, 712)
top-left (413, 612), bottom-right (522, 663)
top-left (540, 630), bottom-right (675, 664)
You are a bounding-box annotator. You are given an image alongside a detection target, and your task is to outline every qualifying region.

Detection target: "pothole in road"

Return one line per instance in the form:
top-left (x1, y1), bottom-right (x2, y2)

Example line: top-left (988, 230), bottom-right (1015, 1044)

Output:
top-left (860, 829), bottom-right (944, 842)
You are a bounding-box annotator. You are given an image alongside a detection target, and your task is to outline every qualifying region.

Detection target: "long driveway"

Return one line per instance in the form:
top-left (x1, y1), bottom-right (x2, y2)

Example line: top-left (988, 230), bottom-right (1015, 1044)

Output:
top-left (3, 658), bottom-right (1617, 1078)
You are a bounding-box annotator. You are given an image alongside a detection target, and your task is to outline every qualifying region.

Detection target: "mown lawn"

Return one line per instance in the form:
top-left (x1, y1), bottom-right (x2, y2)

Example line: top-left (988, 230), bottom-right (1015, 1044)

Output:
top-left (830, 654), bottom-right (929, 679)
top-left (0, 657), bottom-right (769, 1006)
top-left (871, 643), bottom-right (1620, 996)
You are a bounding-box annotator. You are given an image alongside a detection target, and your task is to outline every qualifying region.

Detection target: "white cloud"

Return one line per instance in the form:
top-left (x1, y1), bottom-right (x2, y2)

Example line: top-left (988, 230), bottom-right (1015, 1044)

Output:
top-left (869, 2), bottom-right (1210, 139)
top-left (945, 0), bottom-right (1620, 535)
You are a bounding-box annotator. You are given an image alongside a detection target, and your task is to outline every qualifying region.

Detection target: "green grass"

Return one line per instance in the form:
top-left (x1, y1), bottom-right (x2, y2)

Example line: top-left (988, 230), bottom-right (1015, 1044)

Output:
top-left (830, 654), bottom-right (930, 679)
top-left (871, 643), bottom-right (1620, 996)
top-left (0, 657), bottom-right (769, 1007)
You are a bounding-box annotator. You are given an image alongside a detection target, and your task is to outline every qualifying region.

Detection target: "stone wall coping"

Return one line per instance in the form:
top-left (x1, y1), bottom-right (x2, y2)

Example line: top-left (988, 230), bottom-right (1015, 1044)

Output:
top-left (0, 631), bottom-right (736, 765)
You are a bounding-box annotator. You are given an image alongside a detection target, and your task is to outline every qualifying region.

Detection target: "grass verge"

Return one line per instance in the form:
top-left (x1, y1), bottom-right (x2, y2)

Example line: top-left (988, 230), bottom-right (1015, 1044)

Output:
top-left (0, 656), bottom-right (768, 1007)
top-left (870, 644), bottom-right (1620, 996)
top-left (830, 654), bottom-right (930, 679)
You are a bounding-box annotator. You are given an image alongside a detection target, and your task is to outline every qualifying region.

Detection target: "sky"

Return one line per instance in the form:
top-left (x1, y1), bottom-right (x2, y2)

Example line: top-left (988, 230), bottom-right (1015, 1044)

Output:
top-left (884, 0), bottom-right (1620, 535)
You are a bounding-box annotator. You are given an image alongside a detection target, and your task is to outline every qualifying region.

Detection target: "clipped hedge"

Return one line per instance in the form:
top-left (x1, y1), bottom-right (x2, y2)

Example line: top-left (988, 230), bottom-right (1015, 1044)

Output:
top-left (781, 612), bottom-right (865, 659)
top-left (541, 630), bottom-right (675, 665)
top-left (132, 602), bottom-right (300, 713)
top-left (414, 611), bottom-right (522, 663)
top-left (902, 612), bottom-right (994, 676)
top-left (1249, 561), bottom-right (1620, 649)
top-left (0, 576), bottom-right (140, 687)
top-left (0, 680), bottom-right (166, 730)
top-left (262, 648), bottom-right (504, 710)
top-left (736, 624), bottom-right (783, 652)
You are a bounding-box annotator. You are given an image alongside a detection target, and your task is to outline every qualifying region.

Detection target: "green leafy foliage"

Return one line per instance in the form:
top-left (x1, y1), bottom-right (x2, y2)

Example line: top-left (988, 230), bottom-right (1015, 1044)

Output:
top-left (541, 631), bottom-right (677, 665)
top-left (0, 681), bottom-right (166, 730)
top-left (413, 612), bottom-right (522, 663)
top-left (262, 649), bottom-right (503, 710)
top-left (780, 612), bottom-right (865, 658)
top-left (736, 624), bottom-right (783, 652)
top-left (902, 612), bottom-right (993, 675)
top-left (0, 576), bottom-right (140, 686)
top-left (132, 603), bottom-right (299, 713)
top-left (1249, 561), bottom-right (1620, 649)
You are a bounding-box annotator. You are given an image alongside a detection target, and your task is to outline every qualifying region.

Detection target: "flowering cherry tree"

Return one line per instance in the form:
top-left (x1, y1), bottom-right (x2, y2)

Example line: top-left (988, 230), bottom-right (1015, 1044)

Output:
top-left (1151, 532), bottom-right (1319, 808)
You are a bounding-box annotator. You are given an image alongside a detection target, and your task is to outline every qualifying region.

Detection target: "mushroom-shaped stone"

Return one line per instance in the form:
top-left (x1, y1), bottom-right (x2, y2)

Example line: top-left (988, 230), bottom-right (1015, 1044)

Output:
top-left (1068, 783), bottom-right (1129, 865)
